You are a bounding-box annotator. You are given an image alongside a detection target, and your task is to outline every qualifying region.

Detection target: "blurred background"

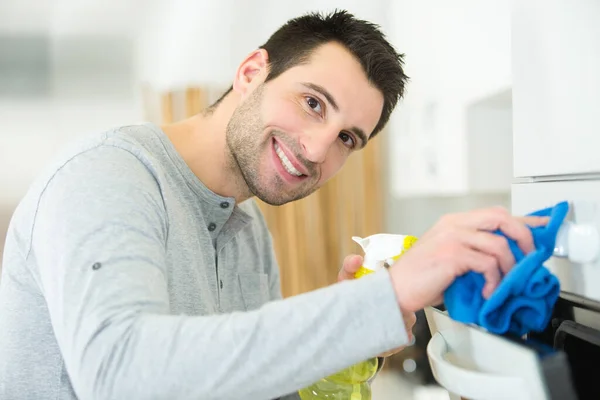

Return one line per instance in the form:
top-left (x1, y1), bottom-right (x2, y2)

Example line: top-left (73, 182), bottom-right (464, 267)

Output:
top-left (0, 0), bottom-right (513, 398)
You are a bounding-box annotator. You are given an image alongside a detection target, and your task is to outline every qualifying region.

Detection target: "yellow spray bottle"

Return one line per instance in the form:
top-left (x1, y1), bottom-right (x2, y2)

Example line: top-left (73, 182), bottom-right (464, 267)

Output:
top-left (298, 233), bottom-right (418, 400)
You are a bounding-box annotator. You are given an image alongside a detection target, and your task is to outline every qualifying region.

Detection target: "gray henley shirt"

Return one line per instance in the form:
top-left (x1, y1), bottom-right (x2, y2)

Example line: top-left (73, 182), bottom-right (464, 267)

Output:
top-left (0, 123), bottom-right (408, 400)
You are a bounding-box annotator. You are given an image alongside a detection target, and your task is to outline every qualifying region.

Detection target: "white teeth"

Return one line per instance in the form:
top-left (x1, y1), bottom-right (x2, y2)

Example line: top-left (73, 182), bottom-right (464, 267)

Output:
top-left (274, 143), bottom-right (303, 177)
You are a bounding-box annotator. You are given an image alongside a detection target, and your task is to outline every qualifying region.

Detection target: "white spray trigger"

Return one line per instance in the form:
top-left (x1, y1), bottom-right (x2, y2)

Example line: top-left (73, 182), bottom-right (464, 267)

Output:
top-left (352, 233), bottom-right (414, 272)
top-left (352, 236), bottom-right (369, 252)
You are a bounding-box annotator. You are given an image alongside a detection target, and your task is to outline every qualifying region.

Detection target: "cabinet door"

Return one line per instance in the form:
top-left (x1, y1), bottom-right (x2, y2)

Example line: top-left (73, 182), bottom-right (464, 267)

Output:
top-left (512, 0), bottom-right (600, 177)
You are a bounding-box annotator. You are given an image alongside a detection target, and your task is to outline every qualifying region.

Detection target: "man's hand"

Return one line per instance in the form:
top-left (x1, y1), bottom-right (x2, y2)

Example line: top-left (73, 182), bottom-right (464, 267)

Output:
top-left (338, 254), bottom-right (416, 357)
top-left (389, 206), bottom-right (550, 313)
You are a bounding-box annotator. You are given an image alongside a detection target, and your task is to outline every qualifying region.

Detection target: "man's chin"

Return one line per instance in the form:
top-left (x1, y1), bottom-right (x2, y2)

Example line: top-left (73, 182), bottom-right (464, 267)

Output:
top-left (253, 189), bottom-right (310, 206)
top-left (245, 175), bottom-right (316, 206)
top-left (254, 193), bottom-right (294, 207)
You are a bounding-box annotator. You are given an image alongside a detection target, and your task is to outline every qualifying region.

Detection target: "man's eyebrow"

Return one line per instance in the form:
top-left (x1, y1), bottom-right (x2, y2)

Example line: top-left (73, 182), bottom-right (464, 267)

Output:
top-left (301, 82), bottom-right (339, 112)
top-left (350, 127), bottom-right (368, 149)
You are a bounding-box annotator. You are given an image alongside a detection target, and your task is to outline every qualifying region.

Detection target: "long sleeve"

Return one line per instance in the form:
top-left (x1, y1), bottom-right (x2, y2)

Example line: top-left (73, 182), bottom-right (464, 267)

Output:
top-left (257, 209), bottom-right (386, 399)
top-left (29, 145), bottom-right (408, 400)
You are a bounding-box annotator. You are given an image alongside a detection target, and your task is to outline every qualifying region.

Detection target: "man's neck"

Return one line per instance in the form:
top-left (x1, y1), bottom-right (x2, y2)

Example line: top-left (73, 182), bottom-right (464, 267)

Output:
top-left (161, 94), bottom-right (251, 204)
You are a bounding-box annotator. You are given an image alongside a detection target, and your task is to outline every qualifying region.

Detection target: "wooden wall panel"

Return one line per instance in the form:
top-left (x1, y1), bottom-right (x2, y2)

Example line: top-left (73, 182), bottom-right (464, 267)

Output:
top-left (160, 88), bottom-right (384, 298)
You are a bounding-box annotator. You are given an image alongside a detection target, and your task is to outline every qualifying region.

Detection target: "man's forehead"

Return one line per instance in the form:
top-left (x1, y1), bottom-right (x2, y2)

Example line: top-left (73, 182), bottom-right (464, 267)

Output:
top-left (283, 47), bottom-right (369, 93)
top-left (299, 42), bottom-right (362, 72)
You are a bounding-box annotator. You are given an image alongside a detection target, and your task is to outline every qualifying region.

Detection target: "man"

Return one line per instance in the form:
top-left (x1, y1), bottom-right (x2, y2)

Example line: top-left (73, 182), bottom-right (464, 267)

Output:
top-left (0, 10), bottom-right (546, 400)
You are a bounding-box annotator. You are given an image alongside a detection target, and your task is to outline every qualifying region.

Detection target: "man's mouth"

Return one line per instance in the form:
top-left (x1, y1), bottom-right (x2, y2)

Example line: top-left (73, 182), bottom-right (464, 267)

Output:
top-left (274, 142), bottom-right (305, 177)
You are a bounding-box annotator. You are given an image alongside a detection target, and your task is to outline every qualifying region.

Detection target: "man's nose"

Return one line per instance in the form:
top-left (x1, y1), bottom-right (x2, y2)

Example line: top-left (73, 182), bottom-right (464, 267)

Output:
top-left (300, 128), bottom-right (338, 164)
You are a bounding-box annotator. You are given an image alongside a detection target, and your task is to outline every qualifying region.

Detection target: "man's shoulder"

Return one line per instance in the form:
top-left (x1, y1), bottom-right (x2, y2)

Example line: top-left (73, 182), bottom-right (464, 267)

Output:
top-left (19, 122), bottom-right (166, 217)
top-left (7, 123), bottom-right (165, 260)
top-left (59, 122), bottom-right (160, 167)
top-left (37, 123), bottom-right (162, 187)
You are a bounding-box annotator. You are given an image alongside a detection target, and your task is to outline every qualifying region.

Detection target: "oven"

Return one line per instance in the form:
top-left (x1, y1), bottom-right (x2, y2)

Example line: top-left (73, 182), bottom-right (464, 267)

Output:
top-left (424, 1), bottom-right (600, 399)
top-left (425, 193), bottom-right (600, 400)
top-left (426, 195), bottom-right (600, 400)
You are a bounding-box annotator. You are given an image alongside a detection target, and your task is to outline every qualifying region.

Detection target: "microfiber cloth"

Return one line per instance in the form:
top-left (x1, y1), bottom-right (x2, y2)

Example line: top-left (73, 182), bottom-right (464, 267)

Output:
top-left (444, 201), bottom-right (569, 336)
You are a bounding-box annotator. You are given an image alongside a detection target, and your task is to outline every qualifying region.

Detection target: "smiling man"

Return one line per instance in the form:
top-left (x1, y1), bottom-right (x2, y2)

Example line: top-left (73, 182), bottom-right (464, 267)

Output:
top-left (0, 9), bottom-right (547, 400)
top-left (169, 21), bottom-right (395, 208)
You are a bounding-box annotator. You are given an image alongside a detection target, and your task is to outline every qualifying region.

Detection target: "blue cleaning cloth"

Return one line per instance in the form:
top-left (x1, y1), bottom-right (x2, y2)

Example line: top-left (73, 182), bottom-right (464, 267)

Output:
top-left (444, 201), bottom-right (569, 336)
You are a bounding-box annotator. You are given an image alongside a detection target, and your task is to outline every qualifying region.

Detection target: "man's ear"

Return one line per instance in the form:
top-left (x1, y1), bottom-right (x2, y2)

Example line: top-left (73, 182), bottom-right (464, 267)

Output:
top-left (232, 48), bottom-right (269, 97)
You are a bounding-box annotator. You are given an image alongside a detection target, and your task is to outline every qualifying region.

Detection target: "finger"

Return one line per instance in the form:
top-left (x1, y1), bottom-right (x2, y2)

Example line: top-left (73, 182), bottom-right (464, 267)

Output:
top-left (457, 208), bottom-right (542, 254)
top-left (338, 254), bottom-right (363, 281)
top-left (403, 311), bottom-right (417, 330)
top-left (400, 311), bottom-right (416, 344)
top-left (460, 229), bottom-right (515, 274)
top-left (496, 217), bottom-right (541, 255)
top-left (343, 254), bottom-right (363, 274)
top-left (462, 248), bottom-right (502, 299)
top-left (518, 215), bottom-right (550, 228)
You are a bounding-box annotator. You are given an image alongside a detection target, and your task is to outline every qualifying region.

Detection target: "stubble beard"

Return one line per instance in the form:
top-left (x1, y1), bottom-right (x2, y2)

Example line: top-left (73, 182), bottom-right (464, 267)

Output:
top-left (225, 85), bottom-right (319, 206)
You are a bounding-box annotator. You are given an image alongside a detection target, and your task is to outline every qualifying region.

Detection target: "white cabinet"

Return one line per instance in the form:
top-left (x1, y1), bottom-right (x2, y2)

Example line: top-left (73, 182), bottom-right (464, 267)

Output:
top-left (387, 0), bottom-right (513, 197)
top-left (512, 0), bottom-right (600, 178)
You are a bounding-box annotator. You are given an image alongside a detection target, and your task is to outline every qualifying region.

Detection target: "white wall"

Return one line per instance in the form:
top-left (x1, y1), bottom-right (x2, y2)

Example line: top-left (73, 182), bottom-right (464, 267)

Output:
top-left (0, 0), bottom-right (150, 36)
top-left (135, 0), bottom-right (391, 91)
top-left (0, 32), bottom-right (142, 207)
top-left (385, 193), bottom-right (511, 236)
top-left (466, 89), bottom-right (513, 192)
top-left (0, 98), bottom-right (142, 206)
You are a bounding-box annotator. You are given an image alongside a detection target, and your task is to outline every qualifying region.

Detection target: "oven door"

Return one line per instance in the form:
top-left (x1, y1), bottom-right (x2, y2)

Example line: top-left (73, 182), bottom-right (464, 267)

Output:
top-left (424, 181), bottom-right (600, 399)
top-left (425, 306), bottom-right (576, 400)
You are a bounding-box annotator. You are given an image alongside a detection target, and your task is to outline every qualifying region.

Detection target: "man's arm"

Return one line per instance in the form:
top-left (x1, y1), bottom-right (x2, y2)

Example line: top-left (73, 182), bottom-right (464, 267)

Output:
top-left (31, 145), bottom-right (409, 400)
top-left (249, 203), bottom-right (390, 398)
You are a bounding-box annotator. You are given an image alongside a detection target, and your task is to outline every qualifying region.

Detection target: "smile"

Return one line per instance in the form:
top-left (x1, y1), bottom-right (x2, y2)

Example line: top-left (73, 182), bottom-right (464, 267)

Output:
top-left (274, 142), bottom-right (304, 177)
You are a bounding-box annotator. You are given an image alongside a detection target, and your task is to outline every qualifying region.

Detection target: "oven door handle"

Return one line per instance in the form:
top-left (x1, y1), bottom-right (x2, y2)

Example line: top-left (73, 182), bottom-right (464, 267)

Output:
top-left (427, 331), bottom-right (528, 399)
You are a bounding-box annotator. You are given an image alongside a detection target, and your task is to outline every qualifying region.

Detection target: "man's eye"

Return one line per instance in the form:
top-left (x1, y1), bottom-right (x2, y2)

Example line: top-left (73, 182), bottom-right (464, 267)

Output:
top-left (339, 132), bottom-right (356, 148)
top-left (306, 96), bottom-right (322, 114)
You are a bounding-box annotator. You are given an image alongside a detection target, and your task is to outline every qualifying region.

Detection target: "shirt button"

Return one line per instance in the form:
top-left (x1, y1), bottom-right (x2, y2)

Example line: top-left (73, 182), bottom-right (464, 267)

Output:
top-left (220, 201), bottom-right (230, 209)
top-left (208, 222), bottom-right (217, 231)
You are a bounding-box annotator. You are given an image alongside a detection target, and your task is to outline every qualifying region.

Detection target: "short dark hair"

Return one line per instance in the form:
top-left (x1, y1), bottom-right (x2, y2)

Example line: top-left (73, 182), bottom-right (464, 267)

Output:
top-left (213, 9), bottom-right (408, 138)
